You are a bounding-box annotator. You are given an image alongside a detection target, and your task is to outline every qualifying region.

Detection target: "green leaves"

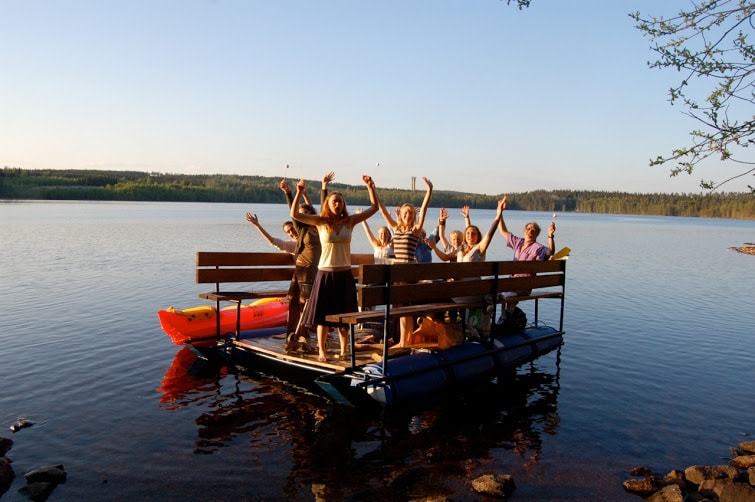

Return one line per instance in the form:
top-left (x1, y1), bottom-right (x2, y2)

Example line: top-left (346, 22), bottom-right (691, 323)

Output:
top-left (631, 1), bottom-right (755, 191)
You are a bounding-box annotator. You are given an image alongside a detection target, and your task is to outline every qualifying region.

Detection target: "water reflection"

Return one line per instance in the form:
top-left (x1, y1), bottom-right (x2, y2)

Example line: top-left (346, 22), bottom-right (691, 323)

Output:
top-left (378, 354), bottom-right (562, 472)
top-left (156, 346), bottom-right (230, 411)
top-left (157, 347), bottom-right (561, 499)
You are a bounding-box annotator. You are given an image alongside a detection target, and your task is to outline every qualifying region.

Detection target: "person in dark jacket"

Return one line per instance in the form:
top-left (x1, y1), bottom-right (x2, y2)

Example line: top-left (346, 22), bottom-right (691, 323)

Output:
top-left (280, 179), bottom-right (322, 353)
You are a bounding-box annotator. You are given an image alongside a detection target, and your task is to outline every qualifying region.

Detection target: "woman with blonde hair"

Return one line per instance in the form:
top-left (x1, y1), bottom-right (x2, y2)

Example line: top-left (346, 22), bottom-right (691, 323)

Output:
top-left (355, 209), bottom-right (394, 263)
top-left (376, 176), bottom-right (433, 346)
top-left (426, 199), bottom-right (504, 263)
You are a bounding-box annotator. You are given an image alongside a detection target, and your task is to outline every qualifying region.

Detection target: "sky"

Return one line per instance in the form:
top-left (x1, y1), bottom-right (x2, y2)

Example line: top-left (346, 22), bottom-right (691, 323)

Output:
top-left (2, 0), bottom-right (750, 195)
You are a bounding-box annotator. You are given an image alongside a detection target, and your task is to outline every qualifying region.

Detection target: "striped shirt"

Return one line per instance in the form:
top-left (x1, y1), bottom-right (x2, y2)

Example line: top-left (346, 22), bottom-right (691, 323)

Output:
top-left (392, 229), bottom-right (421, 263)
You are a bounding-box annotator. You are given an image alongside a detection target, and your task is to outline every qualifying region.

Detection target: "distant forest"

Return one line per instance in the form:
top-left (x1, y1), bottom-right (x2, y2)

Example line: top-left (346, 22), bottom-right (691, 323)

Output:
top-left (2, 167), bottom-right (754, 219)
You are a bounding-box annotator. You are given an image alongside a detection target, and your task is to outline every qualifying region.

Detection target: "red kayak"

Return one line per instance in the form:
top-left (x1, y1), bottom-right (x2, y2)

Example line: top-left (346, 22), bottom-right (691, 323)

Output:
top-left (158, 297), bottom-right (289, 345)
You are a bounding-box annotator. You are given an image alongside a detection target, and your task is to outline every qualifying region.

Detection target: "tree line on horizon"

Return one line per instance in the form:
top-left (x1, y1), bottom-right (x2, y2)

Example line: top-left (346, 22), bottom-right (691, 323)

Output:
top-left (1, 167), bottom-right (753, 220)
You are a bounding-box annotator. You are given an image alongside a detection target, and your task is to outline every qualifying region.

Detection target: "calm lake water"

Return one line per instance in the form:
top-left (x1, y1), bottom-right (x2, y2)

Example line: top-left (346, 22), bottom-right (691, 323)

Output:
top-left (1, 200), bottom-right (753, 501)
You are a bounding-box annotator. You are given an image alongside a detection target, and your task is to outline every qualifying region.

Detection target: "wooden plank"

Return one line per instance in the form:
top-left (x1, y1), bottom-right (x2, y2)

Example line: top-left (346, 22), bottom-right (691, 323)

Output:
top-left (351, 254), bottom-right (376, 265)
top-left (197, 251), bottom-right (374, 268)
top-left (197, 252), bottom-right (294, 267)
top-left (500, 292), bottom-right (563, 303)
top-left (327, 310), bottom-right (387, 325)
top-left (358, 259), bottom-right (564, 286)
top-left (369, 262), bottom-right (495, 283)
top-left (495, 259), bottom-right (565, 275)
top-left (233, 336), bottom-right (377, 370)
top-left (198, 265), bottom-right (368, 284)
top-left (494, 273), bottom-right (564, 292)
top-left (196, 267), bottom-right (294, 284)
top-left (196, 253), bottom-right (375, 283)
top-left (409, 280), bottom-right (495, 303)
top-left (199, 290), bottom-right (289, 302)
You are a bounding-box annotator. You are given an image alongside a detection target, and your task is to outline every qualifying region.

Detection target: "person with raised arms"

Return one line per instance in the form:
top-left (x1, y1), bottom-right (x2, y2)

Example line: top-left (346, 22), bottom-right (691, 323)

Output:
top-left (426, 199), bottom-right (504, 263)
top-left (374, 177), bottom-right (433, 346)
top-left (498, 194), bottom-right (556, 321)
top-left (290, 174), bottom-right (379, 362)
top-left (277, 179), bottom-right (322, 353)
top-left (355, 208), bottom-right (394, 264)
top-left (429, 206), bottom-right (469, 262)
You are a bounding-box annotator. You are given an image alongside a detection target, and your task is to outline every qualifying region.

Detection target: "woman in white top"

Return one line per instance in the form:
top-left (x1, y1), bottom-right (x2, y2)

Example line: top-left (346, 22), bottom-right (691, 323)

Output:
top-left (356, 211), bottom-right (394, 263)
top-left (291, 175), bottom-right (379, 362)
top-left (426, 199), bottom-right (504, 263)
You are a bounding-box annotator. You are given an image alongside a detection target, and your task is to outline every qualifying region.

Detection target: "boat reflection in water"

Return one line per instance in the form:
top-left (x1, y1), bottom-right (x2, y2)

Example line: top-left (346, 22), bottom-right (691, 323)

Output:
top-left (156, 346), bottom-right (561, 499)
top-left (156, 346), bottom-right (229, 412)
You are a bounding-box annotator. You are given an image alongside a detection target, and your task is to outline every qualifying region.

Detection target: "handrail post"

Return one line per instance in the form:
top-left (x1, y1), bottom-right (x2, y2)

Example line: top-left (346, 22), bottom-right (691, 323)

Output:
top-left (215, 266), bottom-right (221, 340)
top-left (490, 261), bottom-right (500, 347)
top-left (559, 261), bottom-right (566, 332)
top-left (349, 324), bottom-right (356, 368)
top-left (235, 299), bottom-right (241, 340)
top-left (349, 265), bottom-right (359, 369)
top-left (381, 264), bottom-right (391, 376)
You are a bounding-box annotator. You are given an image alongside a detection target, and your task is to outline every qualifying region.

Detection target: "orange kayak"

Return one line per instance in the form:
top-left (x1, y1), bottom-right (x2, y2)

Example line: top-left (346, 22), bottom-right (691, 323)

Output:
top-left (158, 297), bottom-right (289, 345)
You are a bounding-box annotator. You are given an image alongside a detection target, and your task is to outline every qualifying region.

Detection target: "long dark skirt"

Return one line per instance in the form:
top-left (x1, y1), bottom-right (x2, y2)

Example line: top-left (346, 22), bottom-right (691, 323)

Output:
top-left (285, 264), bottom-right (317, 339)
top-left (303, 268), bottom-right (357, 328)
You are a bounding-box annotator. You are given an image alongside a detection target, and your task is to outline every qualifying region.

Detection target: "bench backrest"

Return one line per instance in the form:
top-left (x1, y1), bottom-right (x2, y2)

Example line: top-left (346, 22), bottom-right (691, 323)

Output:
top-left (196, 251), bottom-right (375, 290)
top-left (357, 260), bottom-right (566, 308)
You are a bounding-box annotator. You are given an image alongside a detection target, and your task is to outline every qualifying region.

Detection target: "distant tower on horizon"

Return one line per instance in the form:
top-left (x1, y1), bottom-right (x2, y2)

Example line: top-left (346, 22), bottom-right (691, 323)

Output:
top-left (411, 176), bottom-right (416, 191)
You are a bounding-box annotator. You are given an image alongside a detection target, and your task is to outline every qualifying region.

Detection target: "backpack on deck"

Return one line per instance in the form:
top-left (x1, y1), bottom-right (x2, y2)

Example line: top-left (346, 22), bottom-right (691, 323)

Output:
top-left (493, 306), bottom-right (527, 336)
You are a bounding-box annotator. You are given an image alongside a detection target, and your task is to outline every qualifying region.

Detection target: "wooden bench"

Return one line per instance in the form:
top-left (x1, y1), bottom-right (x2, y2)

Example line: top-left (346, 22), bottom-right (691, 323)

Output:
top-left (196, 251), bottom-right (375, 338)
top-left (325, 259), bottom-right (567, 366)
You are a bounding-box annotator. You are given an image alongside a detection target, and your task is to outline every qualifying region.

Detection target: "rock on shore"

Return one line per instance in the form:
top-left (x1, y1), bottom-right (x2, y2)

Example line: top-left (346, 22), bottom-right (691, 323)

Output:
top-left (0, 437), bottom-right (14, 497)
top-left (471, 473), bottom-right (516, 498)
top-left (623, 439), bottom-right (755, 502)
top-left (0, 433), bottom-right (68, 500)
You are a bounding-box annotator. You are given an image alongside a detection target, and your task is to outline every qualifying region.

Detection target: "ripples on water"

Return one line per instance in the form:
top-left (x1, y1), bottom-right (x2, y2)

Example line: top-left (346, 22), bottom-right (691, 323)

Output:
top-left (1, 201), bottom-right (753, 500)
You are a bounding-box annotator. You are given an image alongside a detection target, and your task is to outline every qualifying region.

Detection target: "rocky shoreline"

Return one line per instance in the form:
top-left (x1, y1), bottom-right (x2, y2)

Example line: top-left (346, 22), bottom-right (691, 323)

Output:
top-left (623, 439), bottom-right (755, 502)
top-left (1, 428), bottom-right (68, 501)
top-left (2, 425), bottom-right (753, 500)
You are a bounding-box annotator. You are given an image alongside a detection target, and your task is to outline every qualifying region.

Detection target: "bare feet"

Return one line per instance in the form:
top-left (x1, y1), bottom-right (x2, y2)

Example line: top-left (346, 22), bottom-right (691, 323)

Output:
top-left (317, 354), bottom-right (327, 362)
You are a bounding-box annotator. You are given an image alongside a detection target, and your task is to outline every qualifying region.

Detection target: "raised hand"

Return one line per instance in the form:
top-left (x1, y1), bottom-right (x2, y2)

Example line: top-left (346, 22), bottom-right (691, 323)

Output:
top-left (245, 212), bottom-right (259, 225)
top-left (497, 198), bottom-right (506, 213)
